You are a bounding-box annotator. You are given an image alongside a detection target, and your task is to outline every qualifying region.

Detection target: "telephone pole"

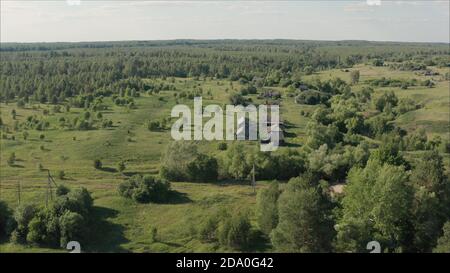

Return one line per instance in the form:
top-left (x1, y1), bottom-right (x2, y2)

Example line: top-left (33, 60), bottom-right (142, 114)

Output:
top-left (252, 163), bottom-right (256, 194)
top-left (17, 181), bottom-right (21, 205)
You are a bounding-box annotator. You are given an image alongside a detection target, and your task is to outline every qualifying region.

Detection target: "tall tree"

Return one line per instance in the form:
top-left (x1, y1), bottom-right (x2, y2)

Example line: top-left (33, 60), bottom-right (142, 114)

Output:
top-left (271, 177), bottom-right (334, 252)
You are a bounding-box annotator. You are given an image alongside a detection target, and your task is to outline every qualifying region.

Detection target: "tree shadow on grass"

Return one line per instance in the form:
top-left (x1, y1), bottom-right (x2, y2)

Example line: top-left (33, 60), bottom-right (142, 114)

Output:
top-left (242, 230), bottom-right (272, 253)
top-left (100, 166), bottom-right (117, 173)
top-left (165, 190), bottom-right (192, 204)
top-left (86, 206), bottom-right (130, 253)
top-left (217, 179), bottom-right (252, 187)
top-left (9, 164), bottom-right (25, 168)
top-left (283, 142), bottom-right (301, 148)
top-left (123, 171), bottom-right (140, 177)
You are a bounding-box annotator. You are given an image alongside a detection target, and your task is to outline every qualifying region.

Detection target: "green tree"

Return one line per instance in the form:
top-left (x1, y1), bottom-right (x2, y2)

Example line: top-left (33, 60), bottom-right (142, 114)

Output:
top-left (271, 177), bottom-right (334, 252)
top-left (117, 161), bottom-right (126, 173)
top-left (256, 182), bottom-right (280, 235)
top-left (93, 159), bottom-right (102, 169)
top-left (7, 152), bottom-right (16, 166)
top-left (434, 222), bottom-right (450, 253)
top-left (410, 151), bottom-right (449, 252)
top-left (0, 201), bottom-right (13, 238)
top-left (336, 160), bottom-right (413, 252)
top-left (218, 213), bottom-right (252, 250)
top-left (59, 211), bottom-right (85, 248)
top-left (223, 142), bottom-right (251, 180)
top-left (350, 70), bottom-right (360, 84)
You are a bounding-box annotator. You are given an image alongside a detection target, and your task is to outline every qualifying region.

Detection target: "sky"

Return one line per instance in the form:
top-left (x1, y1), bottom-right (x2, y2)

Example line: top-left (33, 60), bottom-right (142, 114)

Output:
top-left (1, 0), bottom-right (449, 43)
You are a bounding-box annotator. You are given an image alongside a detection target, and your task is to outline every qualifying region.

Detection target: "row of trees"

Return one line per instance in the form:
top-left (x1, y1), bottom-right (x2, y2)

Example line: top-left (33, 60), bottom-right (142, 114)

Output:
top-left (0, 186), bottom-right (94, 248)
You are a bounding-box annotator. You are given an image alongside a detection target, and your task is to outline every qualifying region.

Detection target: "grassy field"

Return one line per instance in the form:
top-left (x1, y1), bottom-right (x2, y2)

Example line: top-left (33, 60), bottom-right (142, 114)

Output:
top-left (1, 64), bottom-right (449, 252)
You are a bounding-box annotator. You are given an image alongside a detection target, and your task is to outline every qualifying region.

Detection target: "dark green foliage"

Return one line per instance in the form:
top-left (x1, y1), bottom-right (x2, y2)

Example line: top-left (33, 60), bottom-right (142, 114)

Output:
top-left (229, 93), bottom-right (248, 106)
top-left (118, 175), bottom-right (171, 203)
top-left (93, 159), bottom-right (102, 169)
top-left (186, 154), bottom-right (218, 182)
top-left (56, 185), bottom-right (70, 196)
top-left (217, 213), bottom-right (253, 250)
top-left (374, 91), bottom-right (398, 112)
top-left (295, 90), bottom-right (331, 105)
top-left (10, 204), bottom-right (37, 244)
top-left (271, 176), bottom-right (334, 252)
top-left (198, 211), bottom-right (255, 250)
top-left (0, 201), bottom-right (13, 238)
top-left (217, 142), bottom-right (228, 151)
top-left (11, 187), bottom-right (93, 248)
top-left (59, 211), bottom-right (85, 248)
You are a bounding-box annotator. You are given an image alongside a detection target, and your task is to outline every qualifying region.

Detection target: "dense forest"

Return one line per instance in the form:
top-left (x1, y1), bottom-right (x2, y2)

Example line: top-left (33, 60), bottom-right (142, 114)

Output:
top-left (0, 40), bottom-right (449, 253)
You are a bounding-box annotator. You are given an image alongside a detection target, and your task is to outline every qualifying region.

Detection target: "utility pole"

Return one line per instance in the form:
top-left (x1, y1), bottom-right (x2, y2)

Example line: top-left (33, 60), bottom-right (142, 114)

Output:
top-left (17, 181), bottom-right (21, 206)
top-left (45, 170), bottom-right (57, 207)
top-left (252, 163), bottom-right (256, 194)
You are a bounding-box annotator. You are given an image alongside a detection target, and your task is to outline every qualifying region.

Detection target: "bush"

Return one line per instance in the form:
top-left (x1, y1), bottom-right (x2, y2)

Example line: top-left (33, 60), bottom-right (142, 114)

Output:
top-left (118, 175), bottom-right (171, 203)
top-left (218, 213), bottom-right (252, 250)
top-left (57, 170), bottom-right (65, 180)
top-left (93, 159), bottom-right (102, 169)
top-left (218, 142), bottom-right (228, 151)
top-left (0, 201), bottom-right (13, 238)
top-left (434, 222), bottom-right (450, 253)
top-left (117, 161), bottom-right (126, 173)
top-left (186, 154), bottom-right (218, 182)
top-left (256, 182), bottom-right (280, 235)
top-left (160, 141), bottom-right (218, 182)
top-left (3, 185), bottom-right (92, 248)
top-left (198, 215), bottom-right (220, 242)
top-left (295, 90), bottom-right (330, 105)
top-left (147, 120), bottom-right (161, 131)
top-left (56, 185), bottom-right (70, 196)
top-left (7, 152), bottom-right (16, 166)
top-left (59, 211), bottom-right (85, 248)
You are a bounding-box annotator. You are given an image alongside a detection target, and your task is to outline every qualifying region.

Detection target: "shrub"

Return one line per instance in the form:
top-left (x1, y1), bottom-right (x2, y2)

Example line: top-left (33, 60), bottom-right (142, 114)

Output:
top-left (57, 170), bottom-right (65, 180)
top-left (7, 152), bottom-right (16, 166)
top-left (160, 141), bottom-right (218, 182)
top-left (93, 159), bottom-right (102, 169)
top-left (118, 175), bottom-right (171, 203)
top-left (218, 213), bottom-right (252, 250)
top-left (186, 154), bottom-right (218, 182)
top-left (147, 120), bottom-right (161, 131)
top-left (0, 201), bottom-right (13, 238)
top-left (117, 161), bottom-right (126, 173)
top-left (59, 211), bottom-right (85, 248)
top-left (56, 185), bottom-right (70, 196)
top-left (199, 215), bottom-right (220, 242)
top-left (150, 227), bottom-right (158, 243)
top-left (218, 142), bottom-right (228, 151)
top-left (256, 182), bottom-right (280, 235)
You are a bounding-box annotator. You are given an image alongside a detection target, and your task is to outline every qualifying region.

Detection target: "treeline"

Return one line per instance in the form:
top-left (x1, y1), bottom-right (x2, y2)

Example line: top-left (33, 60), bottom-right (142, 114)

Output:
top-left (1, 40), bottom-right (447, 103)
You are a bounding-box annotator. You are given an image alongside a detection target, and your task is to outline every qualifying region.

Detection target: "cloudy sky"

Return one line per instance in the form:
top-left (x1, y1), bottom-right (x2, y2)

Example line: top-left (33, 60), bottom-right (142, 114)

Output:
top-left (1, 0), bottom-right (449, 43)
